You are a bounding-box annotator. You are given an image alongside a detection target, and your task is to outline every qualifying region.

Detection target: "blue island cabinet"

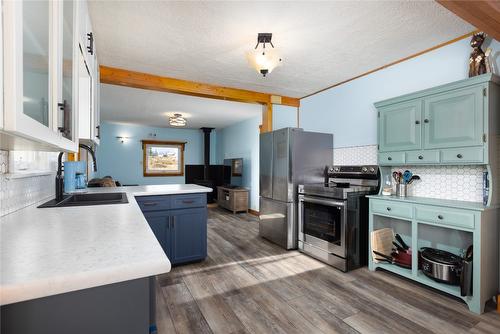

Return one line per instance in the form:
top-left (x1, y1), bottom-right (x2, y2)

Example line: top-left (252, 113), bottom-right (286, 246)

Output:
top-left (136, 193), bottom-right (208, 265)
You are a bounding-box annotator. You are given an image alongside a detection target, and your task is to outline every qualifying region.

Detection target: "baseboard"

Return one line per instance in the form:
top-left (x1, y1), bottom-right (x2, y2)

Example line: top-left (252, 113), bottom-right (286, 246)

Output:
top-left (248, 209), bottom-right (259, 216)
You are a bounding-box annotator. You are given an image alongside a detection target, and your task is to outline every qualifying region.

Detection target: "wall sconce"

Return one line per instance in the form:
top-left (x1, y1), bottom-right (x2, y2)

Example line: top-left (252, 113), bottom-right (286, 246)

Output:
top-left (116, 136), bottom-right (130, 143)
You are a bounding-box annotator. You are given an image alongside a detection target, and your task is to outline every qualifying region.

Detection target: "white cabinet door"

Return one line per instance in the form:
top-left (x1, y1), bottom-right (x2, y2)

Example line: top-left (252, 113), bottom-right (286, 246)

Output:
top-left (3, 0), bottom-right (78, 152)
top-left (78, 49), bottom-right (93, 141)
top-left (93, 59), bottom-right (100, 145)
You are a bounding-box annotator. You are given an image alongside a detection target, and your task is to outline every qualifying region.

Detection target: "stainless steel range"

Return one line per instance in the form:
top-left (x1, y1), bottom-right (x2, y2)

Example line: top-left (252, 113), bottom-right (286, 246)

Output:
top-left (298, 165), bottom-right (380, 272)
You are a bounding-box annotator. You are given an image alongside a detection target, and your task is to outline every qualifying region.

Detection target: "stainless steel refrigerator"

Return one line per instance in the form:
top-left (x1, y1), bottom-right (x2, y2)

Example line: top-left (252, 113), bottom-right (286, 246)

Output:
top-left (259, 127), bottom-right (333, 249)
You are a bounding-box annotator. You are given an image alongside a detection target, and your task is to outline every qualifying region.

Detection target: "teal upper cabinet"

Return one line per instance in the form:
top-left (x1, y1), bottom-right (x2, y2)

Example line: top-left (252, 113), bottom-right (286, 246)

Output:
top-left (375, 74), bottom-right (499, 166)
top-left (378, 99), bottom-right (421, 152)
top-left (423, 86), bottom-right (484, 149)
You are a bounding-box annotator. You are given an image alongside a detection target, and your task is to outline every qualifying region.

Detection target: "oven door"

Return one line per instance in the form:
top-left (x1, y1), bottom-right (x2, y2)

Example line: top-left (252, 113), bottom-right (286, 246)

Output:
top-left (298, 194), bottom-right (347, 258)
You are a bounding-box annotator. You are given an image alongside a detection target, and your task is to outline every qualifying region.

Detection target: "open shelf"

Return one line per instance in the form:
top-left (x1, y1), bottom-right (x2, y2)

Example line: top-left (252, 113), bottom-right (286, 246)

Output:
top-left (374, 262), bottom-right (412, 278)
top-left (417, 223), bottom-right (472, 257)
top-left (415, 271), bottom-right (462, 298)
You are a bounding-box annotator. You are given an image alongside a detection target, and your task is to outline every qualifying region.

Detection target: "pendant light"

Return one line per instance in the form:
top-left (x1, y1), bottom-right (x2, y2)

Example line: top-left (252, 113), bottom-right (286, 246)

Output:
top-left (247, 33), bottom-right (282, 77)
top-left (169, 113), bottom-right (187, 127)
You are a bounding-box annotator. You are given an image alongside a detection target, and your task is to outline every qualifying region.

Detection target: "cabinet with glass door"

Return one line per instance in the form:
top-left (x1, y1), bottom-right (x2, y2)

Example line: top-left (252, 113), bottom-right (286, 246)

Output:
top-left (2, 0), bottom-right (78, 152)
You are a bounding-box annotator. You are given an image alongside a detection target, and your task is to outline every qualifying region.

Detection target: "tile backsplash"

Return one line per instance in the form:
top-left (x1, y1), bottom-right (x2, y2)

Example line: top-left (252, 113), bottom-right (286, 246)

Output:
top-left (0, 150), bottom-right (56, 217)
top-left (333, 145), bottom-right (485, 203)
top-left (333, 145), bottom-right (378, 166)
top-left (390, 165), bottom-right (486, 202)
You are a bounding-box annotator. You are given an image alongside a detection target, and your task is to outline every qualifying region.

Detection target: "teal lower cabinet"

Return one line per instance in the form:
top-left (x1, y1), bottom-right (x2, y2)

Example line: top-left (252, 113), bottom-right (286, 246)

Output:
top-left (136, 193), bottom-right (208, 265)
top-left (367, 195), bottom-right (498, 314)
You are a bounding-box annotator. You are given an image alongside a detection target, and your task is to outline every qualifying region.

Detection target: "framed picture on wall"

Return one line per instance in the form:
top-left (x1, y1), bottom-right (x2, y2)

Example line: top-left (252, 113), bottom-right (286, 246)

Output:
top-left (142, 140), bottom-right (186, 176)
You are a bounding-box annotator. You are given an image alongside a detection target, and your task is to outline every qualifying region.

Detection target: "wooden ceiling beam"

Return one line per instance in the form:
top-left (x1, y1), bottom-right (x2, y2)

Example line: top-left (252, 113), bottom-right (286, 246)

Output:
top-left (99, 66), bottom-right (300, 108)
top-left (437, 1), bottom-right (500, 41)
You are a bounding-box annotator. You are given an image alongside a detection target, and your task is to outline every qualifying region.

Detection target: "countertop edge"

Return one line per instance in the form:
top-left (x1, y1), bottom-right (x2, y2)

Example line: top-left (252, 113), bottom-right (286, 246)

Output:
top-left (367, 195), bottom-right (492, 211)
top-left (1, 257), bottom-right (171, 306)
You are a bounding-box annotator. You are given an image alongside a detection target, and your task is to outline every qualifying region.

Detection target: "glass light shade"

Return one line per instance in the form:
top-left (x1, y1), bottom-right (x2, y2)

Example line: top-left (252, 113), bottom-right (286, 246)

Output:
top-left (246, 47), bottom-right (282, 75)
top-left (169, 113), bottom-right (187, 127)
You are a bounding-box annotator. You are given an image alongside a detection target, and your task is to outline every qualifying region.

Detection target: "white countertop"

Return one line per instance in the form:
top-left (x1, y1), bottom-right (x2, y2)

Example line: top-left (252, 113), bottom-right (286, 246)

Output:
top-left (0, 184), bottom-right (212, 306)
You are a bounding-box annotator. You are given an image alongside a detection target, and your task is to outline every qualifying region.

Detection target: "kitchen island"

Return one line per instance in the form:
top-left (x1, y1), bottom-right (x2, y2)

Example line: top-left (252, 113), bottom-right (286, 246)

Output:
top-left (0, 184), bottom-right (212, 334)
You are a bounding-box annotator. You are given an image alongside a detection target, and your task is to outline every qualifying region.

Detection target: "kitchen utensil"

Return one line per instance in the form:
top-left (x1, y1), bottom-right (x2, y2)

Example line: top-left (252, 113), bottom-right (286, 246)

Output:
top-left (408, 175), bottom-right (421, 184)
top-left (392, 171), bottom-right (400, 183)
top-left (395, 234), bottom-right (410, 250)
top-left (403, 170), bottom-right (413, 184)
top-left (460, 245), bottom-right (473, 296)
top-left (393, 241), bottom-right (405, 252)
top-left (420, 247), bottom-right (463, 285)
top-left (372, 250), bottom-right (393, 261)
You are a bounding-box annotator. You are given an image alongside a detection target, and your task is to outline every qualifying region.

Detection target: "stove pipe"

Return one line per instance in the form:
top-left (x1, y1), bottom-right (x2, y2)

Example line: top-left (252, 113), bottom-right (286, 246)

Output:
top-left (200, 127), bottom-right (214, 179)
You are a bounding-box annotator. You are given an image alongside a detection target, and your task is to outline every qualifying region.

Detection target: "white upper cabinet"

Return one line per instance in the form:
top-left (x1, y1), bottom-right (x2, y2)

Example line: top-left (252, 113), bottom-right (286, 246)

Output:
top-left (77, 0), bottom-right (99, 145)
top-left (2, 0), bottom-right (78, 152)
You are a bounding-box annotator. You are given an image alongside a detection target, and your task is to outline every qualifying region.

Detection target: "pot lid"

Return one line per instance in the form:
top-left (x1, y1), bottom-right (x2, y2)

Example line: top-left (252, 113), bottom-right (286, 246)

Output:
top-left (421, 247), bottom-right (462, 265)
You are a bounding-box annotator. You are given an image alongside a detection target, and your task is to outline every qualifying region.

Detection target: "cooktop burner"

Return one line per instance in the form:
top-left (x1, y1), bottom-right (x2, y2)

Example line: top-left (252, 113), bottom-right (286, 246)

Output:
top-left (299, 165), bottom-right (380, 199)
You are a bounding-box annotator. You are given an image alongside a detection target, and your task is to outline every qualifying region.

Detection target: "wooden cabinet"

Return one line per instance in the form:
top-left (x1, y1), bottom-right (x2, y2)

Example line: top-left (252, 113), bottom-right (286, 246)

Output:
top-left (136, 193), bottom-right (207, 265)
top-left (217, 186), bottom-right (249, 214)
top-left (376, 74), bottom-right (499, 165)
top-left (2, 0), bottom-right (79, 152)
top-left (368, 196), bottom-right (498, 314)
top-left (378, 100), bottom-right (422, 152)
top-left (423, 86), bottom-right (484, 149)
top-left (171, 208), bottom-right (207, 264)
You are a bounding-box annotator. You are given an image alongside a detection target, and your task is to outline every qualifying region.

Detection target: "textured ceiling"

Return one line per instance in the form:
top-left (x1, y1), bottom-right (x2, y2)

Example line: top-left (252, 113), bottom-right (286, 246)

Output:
top-left (100, 84), bottom-right (262, 129)
top-left (88, 1), bottom-right (473, 98)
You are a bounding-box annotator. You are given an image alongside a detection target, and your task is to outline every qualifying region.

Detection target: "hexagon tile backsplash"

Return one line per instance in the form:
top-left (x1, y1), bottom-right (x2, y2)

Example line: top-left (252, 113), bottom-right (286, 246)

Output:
top-left (391, 165), bottom-right (486, 202)
top-left (334, 145), bottom-right (485, 203)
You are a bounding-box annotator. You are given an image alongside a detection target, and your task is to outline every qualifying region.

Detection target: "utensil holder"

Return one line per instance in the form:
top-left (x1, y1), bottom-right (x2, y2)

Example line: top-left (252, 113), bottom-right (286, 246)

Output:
top-left (396, 183), bottom-right (407, 197)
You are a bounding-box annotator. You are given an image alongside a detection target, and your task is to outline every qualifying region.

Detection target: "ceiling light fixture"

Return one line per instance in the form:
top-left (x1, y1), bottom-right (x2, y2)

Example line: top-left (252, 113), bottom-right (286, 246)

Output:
top-left (247, 33), bottom-right (282, 77)
top-left (169, 113), bottom-right (187, 127)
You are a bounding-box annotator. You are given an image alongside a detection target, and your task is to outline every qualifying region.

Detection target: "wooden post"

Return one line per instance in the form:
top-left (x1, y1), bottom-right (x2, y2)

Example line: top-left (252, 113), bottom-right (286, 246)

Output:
top-left (261, 103), bottom-right (273, 133)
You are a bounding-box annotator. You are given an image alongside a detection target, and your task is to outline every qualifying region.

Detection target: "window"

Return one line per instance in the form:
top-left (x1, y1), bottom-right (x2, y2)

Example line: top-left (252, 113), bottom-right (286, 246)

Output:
top-left (142, 140), bottom-right (185, 177)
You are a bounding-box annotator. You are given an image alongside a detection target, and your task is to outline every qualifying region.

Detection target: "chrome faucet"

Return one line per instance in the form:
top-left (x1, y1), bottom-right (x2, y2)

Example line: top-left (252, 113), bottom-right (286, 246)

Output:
top-left (55, 144), bottom-right (97, 202)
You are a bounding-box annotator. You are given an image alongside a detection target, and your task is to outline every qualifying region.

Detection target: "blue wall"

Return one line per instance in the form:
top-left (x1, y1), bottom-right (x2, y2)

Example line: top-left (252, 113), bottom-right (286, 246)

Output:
top-left (96, 122), bottom-right (217, 185)
top-left (300, 37), bottom-right (500, 148)
top-left (216, 116), bottom-right (261, 210)
top-left (273, 105), bottom-right (297, 130)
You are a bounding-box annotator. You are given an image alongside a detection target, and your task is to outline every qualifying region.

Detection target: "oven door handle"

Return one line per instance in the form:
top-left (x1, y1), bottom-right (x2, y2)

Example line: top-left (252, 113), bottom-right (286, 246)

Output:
top-left (300, 196), bottom-right (346, 207)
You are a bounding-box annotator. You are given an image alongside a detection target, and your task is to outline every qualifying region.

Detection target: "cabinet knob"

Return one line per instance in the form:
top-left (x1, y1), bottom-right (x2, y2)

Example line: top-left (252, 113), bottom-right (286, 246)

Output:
top-left (415, 120), bottom-right (420, 125)
top-left (457, 154), bottom-right (463, 159)
top-left (424, 119), bottom-right (430, 123)
top-left (388, 157), bottom-right (392, 161)
top-left (438, 215), bottom-right (444, 220)
top-left (418, 155), bottom-right (424, 160)
top-left (386, 207), bottom-right (392, 211)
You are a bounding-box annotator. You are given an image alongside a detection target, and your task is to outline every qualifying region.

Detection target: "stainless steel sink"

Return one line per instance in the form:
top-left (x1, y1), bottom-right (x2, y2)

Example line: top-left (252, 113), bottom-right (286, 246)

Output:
top-left (38, 192), bottom-right (128, 208)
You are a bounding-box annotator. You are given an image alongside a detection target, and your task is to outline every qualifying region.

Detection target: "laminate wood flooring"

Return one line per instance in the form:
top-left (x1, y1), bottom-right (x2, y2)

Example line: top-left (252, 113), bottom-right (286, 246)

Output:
top-left (156, 207), bottom-right (500, 334)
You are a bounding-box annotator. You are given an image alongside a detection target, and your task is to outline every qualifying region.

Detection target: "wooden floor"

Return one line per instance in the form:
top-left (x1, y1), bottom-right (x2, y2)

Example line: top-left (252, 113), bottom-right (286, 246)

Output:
top-left (156, 207), bottom-right (500, 334)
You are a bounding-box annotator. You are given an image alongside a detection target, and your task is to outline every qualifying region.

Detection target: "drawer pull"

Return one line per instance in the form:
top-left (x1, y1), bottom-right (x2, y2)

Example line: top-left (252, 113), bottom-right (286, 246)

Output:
top-left (388, 157), bottom-right (392, 161)
top-left (182, 200), bottom-right (195, 204)
top-left (143, 202), bottom-right (158, 206)
top-left (418, 155), bottom-right (423, 160)
top-left (437, 215), bottom-right (444, 220)
top-left (457, 154), bottom-right (463, 159)
top-left (415, 120), bottom-right (420, 125)
top-left (424, 119), bottom-right (429, 123)
top-left (386, 207), bottom-right (392, 211)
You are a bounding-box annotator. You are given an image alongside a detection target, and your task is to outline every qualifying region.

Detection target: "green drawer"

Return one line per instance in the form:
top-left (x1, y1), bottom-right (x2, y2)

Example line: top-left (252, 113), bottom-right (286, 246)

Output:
top-left (440, 147), bottom-right (484, 164)
top-left (378, 152), bottom-right (405, 165)
top-left (415, 205), bottom-right (475, 229)
top-left (371, 199), bottom-right (413, 219)
top-left (406, 150), bottom-right (440, 164)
